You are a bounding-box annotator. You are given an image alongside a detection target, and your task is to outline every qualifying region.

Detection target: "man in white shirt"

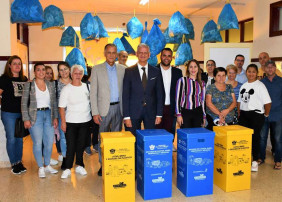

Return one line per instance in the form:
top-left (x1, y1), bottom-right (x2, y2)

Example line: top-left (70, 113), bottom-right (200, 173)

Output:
top-left (156, 48), bottom-right (182, 140)
top-left (234, 54), bottom-right (247, 84)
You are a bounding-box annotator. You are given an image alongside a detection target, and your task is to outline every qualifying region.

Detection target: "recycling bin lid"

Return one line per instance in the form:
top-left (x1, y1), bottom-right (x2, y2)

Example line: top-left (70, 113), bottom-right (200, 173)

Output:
top-left (213, 125), bottom-right (254, 136)
top-left (177, 128), bottom-right (215, 138)
top-left (136, 129), bottom-right (174, 141)
top-left (101, 131), bottom-right (136, 143)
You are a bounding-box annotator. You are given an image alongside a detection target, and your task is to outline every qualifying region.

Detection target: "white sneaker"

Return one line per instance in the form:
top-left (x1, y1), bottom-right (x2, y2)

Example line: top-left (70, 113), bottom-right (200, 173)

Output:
top-left (251, 161), bottom-right (258, 172)
top-left (75, 166), bottom-right (87, 176)
top-left (50, 158), bottom-right (58, 166)
top-left (38, 167), bottom-right (46, 178)
top-left (58, 155), bottom-right (63, 162)
top-left (61, 169), bottom-right (71, 179)
top-left (45, 165), bottom-right (58, 174)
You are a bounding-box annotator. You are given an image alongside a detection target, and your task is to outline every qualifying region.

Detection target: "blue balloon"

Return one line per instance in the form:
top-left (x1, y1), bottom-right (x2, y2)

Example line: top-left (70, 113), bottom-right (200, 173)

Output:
top-left (127, 17), bottom-right (143, 39)
top-left (93, 15), bottom-right (109, 38)
top-left (175, 41), bottom-right (193, 66)
top-left (120, 33), bottom-right (136, 55)
top-left (42, 5), bottom-right (64, 30)
top-left (201, 20), bottom-right (223, 43)
top-left (164, 28), bottom-right (182, 44)
top-left (218, 3), bottom-right (239, 31)
top-left (141, 21), bottom-right (149, 43)
top-left (80, 13), bottom-right (99, 39)
top-left (113, 38), bottom-right (126, 53)
top-left (145, 18), bottom-right (166, 57)
top-left (65, 48), bottom-right (87, 75)
top-left (60, 26), bottom-right (80, 48)
top-left (168, 11), bottom-right (190, 35)
top-left (11, 0), bottom-right (44, 23)
top-left (148, 56), bottom-right (158, 67)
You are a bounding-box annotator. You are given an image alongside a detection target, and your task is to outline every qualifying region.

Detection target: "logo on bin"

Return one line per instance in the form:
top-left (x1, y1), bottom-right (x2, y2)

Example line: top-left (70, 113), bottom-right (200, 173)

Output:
top-left (233, 170), bottom-right (244, 176)
top-left (216, 168), bottom-right (223, 174)
top-left (152, 177), bottom-right (165, 183)
top-left (113, 182), bottom-right (127, 189)
top-left (232, 141), bottom-right (237, 145)
top-left (110, 149), bottom-right (116, 154)
top-left (149, 145), bottom-right (155, 150)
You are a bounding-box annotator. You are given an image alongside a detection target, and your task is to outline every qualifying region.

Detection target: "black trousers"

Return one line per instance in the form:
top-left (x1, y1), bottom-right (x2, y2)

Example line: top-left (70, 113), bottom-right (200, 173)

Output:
top-left (65, 121), bottom-right (90, 169)
top-left (239, 110), bottom-right (265, 161)
top-left (181, 106), bottom-right (203, 128)
top-left (85, 120), bottom-right (99, 147)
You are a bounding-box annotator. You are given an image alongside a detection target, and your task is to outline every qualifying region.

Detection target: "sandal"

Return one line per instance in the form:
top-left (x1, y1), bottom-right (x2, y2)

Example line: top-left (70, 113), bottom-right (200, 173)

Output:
top-left (257, 159), bottom-right (265, 165)
top-left (274, 162), bottom-right (281, 170)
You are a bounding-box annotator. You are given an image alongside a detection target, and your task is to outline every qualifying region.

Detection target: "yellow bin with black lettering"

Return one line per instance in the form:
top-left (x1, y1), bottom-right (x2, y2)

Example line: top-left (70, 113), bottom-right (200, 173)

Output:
top-left (213, 125), bottom-right (253, 192)
top-left (101, 131), bottom-right (135, 202)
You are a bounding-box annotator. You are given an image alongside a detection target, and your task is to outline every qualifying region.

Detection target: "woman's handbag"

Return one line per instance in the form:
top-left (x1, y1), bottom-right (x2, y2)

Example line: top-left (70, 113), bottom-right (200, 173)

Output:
top-left (15, 118), bottom-right (29, 138)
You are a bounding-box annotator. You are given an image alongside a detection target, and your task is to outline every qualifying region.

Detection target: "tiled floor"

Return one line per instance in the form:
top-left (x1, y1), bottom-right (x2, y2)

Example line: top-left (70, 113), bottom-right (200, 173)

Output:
top-left (0, 136), bottom-right (281, 202)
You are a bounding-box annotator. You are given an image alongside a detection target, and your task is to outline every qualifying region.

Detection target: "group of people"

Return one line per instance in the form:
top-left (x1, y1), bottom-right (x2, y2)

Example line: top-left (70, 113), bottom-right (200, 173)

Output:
top-left (0, 44), bottom-right (281, 180)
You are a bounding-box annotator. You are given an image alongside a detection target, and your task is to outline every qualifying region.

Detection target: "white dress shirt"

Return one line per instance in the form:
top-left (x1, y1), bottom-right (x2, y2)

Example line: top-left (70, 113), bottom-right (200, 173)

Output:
top-left (160, 64), bottom-right (172, 105)
top-left (137, 63), bottom-right (148, 80)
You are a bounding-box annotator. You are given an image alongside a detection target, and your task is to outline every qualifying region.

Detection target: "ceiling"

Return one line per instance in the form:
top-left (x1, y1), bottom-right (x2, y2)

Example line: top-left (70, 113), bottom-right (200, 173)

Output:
top-left (39, 0), bottom-right (251, 17)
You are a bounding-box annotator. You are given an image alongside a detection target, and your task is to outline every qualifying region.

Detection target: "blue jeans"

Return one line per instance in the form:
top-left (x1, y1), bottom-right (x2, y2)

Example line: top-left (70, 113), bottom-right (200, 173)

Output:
top-left (29, 109), bottom-right (54, 167)
top-left (1, 111), bottom-right (23, 165)
top-left (58, 117), bottom-right (67, 157)
top-left (260, 119), bottom-right (282, 163)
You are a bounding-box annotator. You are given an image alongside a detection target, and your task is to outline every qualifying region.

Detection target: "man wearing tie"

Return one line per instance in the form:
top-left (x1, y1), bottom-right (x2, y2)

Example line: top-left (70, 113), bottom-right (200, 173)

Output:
top-left (123, 43), bottom-right (164, 135)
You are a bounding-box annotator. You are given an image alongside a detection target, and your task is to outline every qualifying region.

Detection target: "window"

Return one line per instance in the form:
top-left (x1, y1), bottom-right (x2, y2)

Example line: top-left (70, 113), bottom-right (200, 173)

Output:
top-left (220, 18), bottom-right (253, 43)
top-left (269, 1), bottom-right (282, 37)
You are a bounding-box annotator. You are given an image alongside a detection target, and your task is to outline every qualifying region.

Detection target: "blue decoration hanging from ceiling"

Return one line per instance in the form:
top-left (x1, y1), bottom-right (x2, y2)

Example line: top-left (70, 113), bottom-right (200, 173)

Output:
top-left (148, 56), bottom-right (158, 67)
top-left (164, 28), bottom-right (182, 44)
top-left (93, 15), bottom-right (109, 38)
top-left (42, 5), bottom-right (64, 30)
top-left (65, 48), bottom-right (87, 75)
top-left (127, 16), bottom-right (143, 39)
top-left (80, 13), bottom-right (99, 39)
top-left (175, 41), bottom-right (193, 66)
top-left (201, 20), bottom-right (223, 43)
top-left (11, 0), bottom-right (44, 23)
top-left (184, 18), bottom-right (195, 40)
top-left (141, 21), bottom-right (149, 43)
top-left (113, 38), bottom-right (126, 53)
top-left (120, 33), bottom-right (136, 55)
top-left (145, 18), bottom-right (166, 57)
top-left (168, 11), bottom-right (190, 36)
top-left (217, 3), bottom-right (239, 31)
top-left (59, 26), bottom-right (80, 48)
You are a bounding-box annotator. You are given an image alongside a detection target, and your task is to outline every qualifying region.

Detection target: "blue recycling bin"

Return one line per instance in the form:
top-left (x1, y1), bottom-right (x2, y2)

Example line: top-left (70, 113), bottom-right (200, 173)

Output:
top-left (177, 128), bottom-right (215, 197)
top-left (136, 129), bottom-right (173, 200)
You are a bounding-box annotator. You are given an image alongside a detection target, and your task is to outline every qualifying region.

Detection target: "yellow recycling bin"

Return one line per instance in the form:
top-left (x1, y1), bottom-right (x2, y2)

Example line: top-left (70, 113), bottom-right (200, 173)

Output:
top-left (213, 125), bottom-right (253, 192)
top-left (100, 131), bottom-right (135, 202)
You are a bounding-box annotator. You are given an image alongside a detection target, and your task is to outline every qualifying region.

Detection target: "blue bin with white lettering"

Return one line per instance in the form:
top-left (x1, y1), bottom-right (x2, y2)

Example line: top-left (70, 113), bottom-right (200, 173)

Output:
top-left (177, 128), bottom-right (215, 197)
top-left (136, 129), bottom-right (173, 200)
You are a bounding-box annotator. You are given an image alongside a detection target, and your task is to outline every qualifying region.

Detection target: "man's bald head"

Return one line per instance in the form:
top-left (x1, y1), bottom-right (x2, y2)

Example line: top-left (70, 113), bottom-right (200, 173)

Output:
top-left (259, 52), bottom-right (270, 67)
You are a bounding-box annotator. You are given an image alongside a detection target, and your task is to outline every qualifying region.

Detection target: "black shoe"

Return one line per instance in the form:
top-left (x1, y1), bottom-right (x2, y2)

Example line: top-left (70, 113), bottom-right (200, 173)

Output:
top-left (18, 162), bottom-right (27, 173)
top-left (98, 167), bottom-right (102, 176)
top-left (11, 164), bottom-right (21, 175)
top-left (61, 158), bottom-right (66, 170)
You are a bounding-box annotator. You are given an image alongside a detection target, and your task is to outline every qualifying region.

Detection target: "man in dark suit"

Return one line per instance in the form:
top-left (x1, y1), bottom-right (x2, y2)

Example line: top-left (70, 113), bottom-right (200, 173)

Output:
top-left (123, 43), bottom-right (164, 135)
top-left (155, 48), bottom-right (182, 138)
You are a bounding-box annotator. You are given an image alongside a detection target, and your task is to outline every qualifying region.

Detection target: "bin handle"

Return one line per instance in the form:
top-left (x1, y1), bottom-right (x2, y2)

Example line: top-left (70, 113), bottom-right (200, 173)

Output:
top-left (198, 139), bottom-right (205, 143)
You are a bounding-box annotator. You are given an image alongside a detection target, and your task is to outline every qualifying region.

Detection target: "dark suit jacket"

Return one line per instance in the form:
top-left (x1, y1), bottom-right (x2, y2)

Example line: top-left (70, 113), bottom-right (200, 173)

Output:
top-left (201, 72), bottom-right (215, 86)
top-left (123, 64), bottom-right (164, 119)
top-left (156, 64), bottom-right (183, 116)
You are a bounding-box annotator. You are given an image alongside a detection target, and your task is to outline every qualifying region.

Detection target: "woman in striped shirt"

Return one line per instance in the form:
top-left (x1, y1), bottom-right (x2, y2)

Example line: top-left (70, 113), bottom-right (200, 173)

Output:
top-left (175, 59), bottom-right (206, 128)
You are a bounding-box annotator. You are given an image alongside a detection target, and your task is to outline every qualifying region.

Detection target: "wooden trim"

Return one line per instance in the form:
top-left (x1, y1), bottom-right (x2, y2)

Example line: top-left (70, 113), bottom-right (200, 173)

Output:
top-left (225, 30), bottom-right (229, 42)
top-left (29, 61), bottom-right (62, 64)
top-left (0, 56), bottom-right (10, 61)
top-left (251, 57), bottom-right (282, 62)
top-left (199, 61), bottom-right (204, 64)
top-left (269, 1), bottom-right (282, 37)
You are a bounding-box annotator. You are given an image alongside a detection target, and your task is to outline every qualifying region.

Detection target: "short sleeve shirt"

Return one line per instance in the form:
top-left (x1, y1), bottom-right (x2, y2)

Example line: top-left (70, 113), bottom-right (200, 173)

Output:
top-left (0, 75), bottom-right (27, 113)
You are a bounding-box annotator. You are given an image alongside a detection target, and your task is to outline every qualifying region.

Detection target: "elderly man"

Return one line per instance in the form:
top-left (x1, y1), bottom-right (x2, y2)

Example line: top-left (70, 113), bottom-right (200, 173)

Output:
top-left (123, 43), bottom-right (164, 135)
top-left (234, 54), bottom-right (247, 84)
top-left (90, 43), bottom-right (126, 176)
top-left (118, 50), bottom-right (129, 66)
top-left (258, 52), bottom-right (282, 79)
top-left (260, 60), bottom-right (282, 170)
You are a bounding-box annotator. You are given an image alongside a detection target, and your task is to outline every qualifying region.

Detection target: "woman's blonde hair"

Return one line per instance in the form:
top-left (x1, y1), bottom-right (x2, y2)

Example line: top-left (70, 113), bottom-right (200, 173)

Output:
top-left (226, 64), bottom-right (238, 74)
